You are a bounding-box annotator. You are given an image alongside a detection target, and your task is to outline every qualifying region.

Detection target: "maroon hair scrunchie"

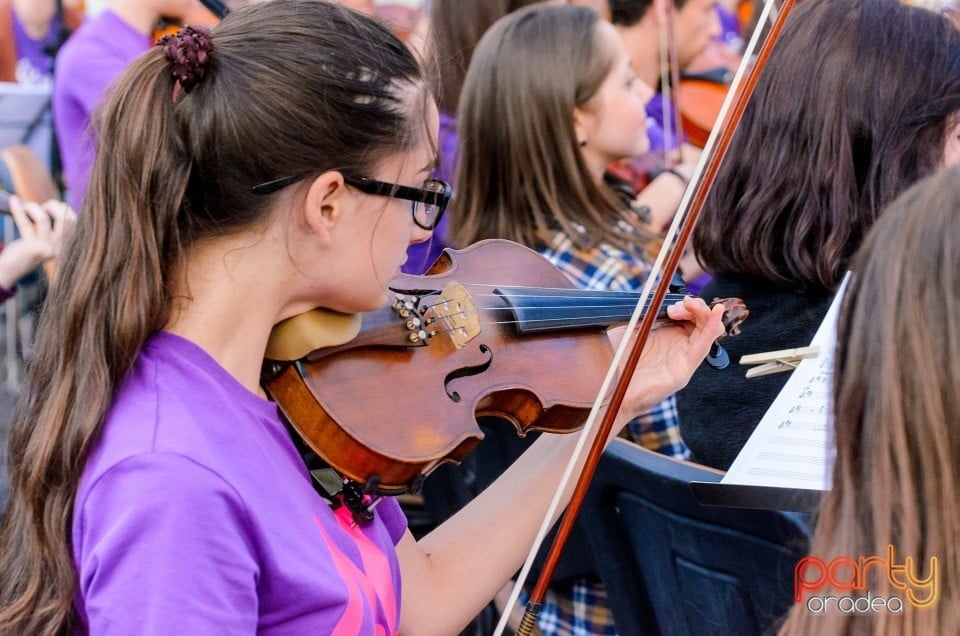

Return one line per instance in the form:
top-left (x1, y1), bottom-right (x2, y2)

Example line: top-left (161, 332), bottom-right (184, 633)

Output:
top-left (158, 25), bottom-right (213, 95)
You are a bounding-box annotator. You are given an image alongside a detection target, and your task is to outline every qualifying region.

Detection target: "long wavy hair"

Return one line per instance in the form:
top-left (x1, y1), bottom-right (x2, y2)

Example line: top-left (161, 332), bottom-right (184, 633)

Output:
top-left (450, 4), bottom-right (655, 253)
top-left (780, 166), bottom-right (960, 635)
top-left (694, 0), bottom-right (960, 293)
top-left (0, 2), bottom-right (428, 634)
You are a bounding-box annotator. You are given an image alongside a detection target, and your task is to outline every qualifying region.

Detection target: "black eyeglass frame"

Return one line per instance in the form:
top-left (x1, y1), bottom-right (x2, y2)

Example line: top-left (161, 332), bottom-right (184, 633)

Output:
top-left (251, 173), bottom-right (451, 231)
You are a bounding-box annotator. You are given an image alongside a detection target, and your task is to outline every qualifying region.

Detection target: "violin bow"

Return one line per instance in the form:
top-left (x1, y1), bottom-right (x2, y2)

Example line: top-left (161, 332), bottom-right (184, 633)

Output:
top-left (661, 0), bottom-right (687, 163)
top-left (198, 0), bottom-right (230, 19)
top-left (497, 0), bottom-right (797, 633)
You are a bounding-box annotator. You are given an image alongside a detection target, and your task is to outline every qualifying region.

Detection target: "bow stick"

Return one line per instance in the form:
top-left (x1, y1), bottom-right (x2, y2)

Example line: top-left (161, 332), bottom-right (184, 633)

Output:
top-left (197, 0), bottom-right (230, 19)
top-left (498, 0), bottom-right (797, 632)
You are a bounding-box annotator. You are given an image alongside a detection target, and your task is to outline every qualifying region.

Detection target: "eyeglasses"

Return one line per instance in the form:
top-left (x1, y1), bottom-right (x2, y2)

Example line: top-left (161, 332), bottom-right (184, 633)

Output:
top-left (251, 173), bottom-right (451, 231)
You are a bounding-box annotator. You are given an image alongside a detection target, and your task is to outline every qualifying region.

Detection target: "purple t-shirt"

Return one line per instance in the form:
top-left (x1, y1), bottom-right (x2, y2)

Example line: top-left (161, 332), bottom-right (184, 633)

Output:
top-left (645, 94), bottom-right (678, 154)
top-left (53, 9), bottom-right (151, 209)
top-left (72, 331), bottom-right (407, 634)
top-left (11, 12), bottom-right (61, 84)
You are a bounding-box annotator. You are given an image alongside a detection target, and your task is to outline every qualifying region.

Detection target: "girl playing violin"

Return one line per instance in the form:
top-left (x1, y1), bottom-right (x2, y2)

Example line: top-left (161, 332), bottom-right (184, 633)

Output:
top-left (453, 4), bottom-right (690, 462)
top-left (449, 5), bottom-right (702, 632)
top-left (0, 2), bottom-right (723, 634)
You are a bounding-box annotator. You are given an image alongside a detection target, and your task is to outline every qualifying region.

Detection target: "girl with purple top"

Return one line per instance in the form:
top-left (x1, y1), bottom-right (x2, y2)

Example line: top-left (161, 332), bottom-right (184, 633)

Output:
top-left (0, 2), bottom-right (723, 634)
top-left (53, 0), bottom-right (193, 208)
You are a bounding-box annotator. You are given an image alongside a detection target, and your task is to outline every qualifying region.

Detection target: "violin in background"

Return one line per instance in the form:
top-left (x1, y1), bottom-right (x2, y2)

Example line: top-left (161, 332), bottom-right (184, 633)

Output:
top-left (676, 64), bottom-right (733, 149)
top-left (153, 0), bottom-right (228, 42)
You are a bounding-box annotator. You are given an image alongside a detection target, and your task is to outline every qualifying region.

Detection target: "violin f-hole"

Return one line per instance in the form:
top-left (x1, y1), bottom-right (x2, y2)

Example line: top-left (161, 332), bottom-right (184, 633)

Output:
top-left (444, 344), bottom-right (493, 403)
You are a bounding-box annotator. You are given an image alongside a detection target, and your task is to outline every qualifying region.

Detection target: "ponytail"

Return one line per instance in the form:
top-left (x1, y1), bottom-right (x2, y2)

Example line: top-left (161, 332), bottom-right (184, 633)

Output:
top-left (0, 3), bottom-right (428, 633)
top-left (0, 48), bottom-right (189, 636)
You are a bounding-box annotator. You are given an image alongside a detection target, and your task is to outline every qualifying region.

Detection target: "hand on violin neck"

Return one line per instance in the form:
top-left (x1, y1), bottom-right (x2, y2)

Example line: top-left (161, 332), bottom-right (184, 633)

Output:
top-left (607, 296), bottom-right (725, 426)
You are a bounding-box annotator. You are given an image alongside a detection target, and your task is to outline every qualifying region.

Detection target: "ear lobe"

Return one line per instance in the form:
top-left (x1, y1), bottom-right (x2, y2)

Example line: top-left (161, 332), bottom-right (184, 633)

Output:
top-left (573, 107), bottom-right (592, 147)
top-left (303, 171), bottom-right (346, 246)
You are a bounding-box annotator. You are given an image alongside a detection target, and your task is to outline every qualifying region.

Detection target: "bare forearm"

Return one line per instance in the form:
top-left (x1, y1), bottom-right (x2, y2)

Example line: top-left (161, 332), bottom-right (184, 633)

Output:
top-left (398, 410), bottom-right (629, 635)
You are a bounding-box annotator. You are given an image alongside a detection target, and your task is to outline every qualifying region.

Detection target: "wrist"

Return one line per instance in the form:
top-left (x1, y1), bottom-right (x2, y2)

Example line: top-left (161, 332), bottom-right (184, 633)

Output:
top-left (656, 167), bottom-right (689, 188)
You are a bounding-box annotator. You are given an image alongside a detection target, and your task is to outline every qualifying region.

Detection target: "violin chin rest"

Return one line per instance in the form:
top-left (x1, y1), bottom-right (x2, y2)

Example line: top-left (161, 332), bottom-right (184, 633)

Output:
top-left (265, 309), bottom-right (362, 361)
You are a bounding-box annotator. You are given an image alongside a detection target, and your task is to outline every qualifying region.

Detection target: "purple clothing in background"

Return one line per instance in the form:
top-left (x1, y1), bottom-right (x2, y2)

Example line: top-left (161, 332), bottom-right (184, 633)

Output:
top-left (716, 5), bottom-right (743, 53)
top-left (11, 12), bottom-right (61, 84)
top-left (645, 94), bottom-right (679, 154)
top-left (402, 109), bottom-right (457, 274)
top-left (53, 10), bottom-right (150, 209)
top-left (73, 331), bottom-right (407, 634)
top-left (435, 109), bottom-right (458, 186)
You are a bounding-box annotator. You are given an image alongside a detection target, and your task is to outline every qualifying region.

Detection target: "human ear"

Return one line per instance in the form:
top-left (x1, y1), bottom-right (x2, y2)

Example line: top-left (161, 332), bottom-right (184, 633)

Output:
top-left (303, 171), bottom-right (346, 247)
top-left (573, 108), bottom-right (594, 148)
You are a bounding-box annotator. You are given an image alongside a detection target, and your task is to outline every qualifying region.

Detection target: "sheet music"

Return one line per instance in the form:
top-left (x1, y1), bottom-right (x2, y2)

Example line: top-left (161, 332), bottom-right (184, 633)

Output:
top-left (721, 275), bottom-right (850, 491)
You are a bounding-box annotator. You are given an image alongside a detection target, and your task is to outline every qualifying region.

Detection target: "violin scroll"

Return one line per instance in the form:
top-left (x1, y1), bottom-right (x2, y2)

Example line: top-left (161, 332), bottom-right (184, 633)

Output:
top-left (710, 297), bottom-right (748, 337)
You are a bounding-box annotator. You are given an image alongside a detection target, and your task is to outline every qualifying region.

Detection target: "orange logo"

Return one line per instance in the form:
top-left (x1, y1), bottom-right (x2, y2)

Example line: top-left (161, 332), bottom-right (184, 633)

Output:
top-left (794, 545), bottom-right (938, 613)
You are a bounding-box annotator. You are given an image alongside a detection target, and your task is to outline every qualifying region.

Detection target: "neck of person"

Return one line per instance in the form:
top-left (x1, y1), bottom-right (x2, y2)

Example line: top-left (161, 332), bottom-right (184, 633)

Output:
top-left (109, 0), bottom-right (167, 36)
top-left (580, 148), bottom-right (613, 188)
top-left (163, 237), bottom-right (299, 398)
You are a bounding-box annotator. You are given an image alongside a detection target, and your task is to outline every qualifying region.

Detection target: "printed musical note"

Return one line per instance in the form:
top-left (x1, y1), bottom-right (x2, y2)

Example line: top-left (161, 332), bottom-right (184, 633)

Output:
top-left (722, 275), bottom-right (850, 492)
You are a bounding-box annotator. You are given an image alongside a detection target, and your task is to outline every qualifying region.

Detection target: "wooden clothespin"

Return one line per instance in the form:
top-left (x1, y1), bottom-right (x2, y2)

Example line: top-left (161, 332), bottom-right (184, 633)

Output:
top-left (739, 346), bottom-right (820, 378)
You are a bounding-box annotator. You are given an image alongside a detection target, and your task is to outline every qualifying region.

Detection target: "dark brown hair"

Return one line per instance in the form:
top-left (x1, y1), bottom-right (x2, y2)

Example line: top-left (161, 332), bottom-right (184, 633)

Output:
top-left (450, 3), bottom-right (654, 253)
top-left (0, 2), bottom-right (427, 634)
top-left (694, 0), bottom-right (960, 293)
top-left (780, 166), bottom-right (960, 635)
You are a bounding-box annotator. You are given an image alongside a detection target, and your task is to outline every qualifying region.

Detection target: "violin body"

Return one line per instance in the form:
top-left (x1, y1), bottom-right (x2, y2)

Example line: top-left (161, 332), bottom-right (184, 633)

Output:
top-left (678, 75), bottom-right (729, 148)
top-left (263, 240), bottom-right (618, 495)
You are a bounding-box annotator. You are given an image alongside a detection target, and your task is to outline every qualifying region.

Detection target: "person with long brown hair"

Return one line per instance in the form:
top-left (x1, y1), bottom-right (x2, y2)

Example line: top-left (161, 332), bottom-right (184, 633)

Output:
top-left (676, 0), bottom-right (960, 471)
top-left (452, 4), bottom-right (691, 460)
top-left (449, 4), bottom-right (704, 632)
top-left (780, 165), bottom-right (960, 635)
top-left (401, 0), bottom-right (545, 275)
top-left (0, 2), bottom-right (724, 634)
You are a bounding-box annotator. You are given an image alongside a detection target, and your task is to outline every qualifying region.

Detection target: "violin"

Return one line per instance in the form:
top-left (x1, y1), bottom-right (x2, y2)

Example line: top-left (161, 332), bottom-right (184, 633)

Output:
top-left (261, 240), bottom-right (747, 498)
top-left (152, 0), bottom-right (228, 42)
top-left (677, 67), bottom-right (733, 149)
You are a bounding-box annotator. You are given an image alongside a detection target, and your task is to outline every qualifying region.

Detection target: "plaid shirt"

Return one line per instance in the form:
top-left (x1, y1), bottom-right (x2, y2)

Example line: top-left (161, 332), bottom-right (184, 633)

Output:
top-left (539, 229), bottom-right (690, 460)
top-left (510, 231), bottom-right (688, 636)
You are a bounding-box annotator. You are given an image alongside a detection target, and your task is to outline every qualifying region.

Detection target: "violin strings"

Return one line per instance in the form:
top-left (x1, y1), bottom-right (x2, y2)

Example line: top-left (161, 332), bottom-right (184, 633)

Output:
top-left (414, 290), bottom-right (690, 313)
top-left (423, 309), bottom-right (671, 328)
top-left (458, 281), bottom-right (693, 298)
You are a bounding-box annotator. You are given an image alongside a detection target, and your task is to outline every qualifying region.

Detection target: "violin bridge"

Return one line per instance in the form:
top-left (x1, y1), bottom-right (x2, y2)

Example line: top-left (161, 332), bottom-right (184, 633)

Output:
top-left (424, 281), bottom-right (480, 349)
